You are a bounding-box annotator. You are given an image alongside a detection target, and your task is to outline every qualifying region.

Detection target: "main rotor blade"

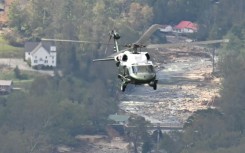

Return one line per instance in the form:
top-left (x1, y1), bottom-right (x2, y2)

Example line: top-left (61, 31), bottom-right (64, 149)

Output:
top-left (41, 38), bottom-right (115, 45)
top-left (146, 39), bottom-right (229, 49)
top-left (105, 35), bottom-right (112, 54)
top-left (93, 57), bottom-right (114, 62)
top-left (135, 24), bottom-right (163, 45)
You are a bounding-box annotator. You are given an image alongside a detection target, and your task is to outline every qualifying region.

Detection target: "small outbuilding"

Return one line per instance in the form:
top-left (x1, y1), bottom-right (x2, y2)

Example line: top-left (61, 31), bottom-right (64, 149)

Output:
top-left (159, 25), bottom-right (173, 33)
top-left (0, 0), bottom-right (4, 12)
top-left (109, 114), bottom-right (130, 125)
top-left (174, 21), bottom-right (198, 34)
top-left (0, 80), bottom-right (13, 94)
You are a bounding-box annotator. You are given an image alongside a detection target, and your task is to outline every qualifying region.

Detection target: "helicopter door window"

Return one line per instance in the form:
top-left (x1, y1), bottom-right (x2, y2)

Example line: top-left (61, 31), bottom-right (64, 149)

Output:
top-left (138, 66), bottom-right (147, 72)
top-left (147, 65), bottom-right (154, 73)
top-left (142, 65), bottom-right (154, 73)
top-left (132, 66), bottom-right (138, 74)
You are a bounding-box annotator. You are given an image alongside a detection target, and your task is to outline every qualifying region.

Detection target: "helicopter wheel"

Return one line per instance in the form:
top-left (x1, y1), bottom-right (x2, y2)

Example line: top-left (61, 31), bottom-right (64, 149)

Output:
top-left (121, 83), bottom-right (126, 92)
top-left (153, 81), bottom-right (157, 90)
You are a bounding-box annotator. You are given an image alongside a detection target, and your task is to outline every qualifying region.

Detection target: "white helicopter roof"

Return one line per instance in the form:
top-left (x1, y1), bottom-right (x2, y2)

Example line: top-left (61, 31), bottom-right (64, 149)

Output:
top-left (120, 51), bottom-right (153, 66)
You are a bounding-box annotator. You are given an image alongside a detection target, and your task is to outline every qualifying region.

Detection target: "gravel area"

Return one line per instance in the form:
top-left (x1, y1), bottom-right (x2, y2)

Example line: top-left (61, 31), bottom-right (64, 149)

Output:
top-left (119, 51), bottom-right (220, 126)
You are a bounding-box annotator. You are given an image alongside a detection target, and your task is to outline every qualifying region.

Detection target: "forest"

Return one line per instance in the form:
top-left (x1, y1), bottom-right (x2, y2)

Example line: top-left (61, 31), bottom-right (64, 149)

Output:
top-left (0, 0), bottom-right (245, 152)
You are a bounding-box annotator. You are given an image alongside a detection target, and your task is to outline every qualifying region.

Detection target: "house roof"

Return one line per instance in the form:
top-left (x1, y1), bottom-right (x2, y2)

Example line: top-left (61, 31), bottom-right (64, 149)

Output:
top-left (162, 25), bottom-right (172, 28)
top-left (0, 80), bottom-right (12, 86)
top-left (175, 21), bottom-right (198, 31)
top-left (24, 42), bottom-right (52, 53)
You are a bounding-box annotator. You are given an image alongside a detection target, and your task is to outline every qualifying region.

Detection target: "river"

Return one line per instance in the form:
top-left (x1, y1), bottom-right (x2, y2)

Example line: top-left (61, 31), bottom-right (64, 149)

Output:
top-left (119, 53), bottom-right (220, 126)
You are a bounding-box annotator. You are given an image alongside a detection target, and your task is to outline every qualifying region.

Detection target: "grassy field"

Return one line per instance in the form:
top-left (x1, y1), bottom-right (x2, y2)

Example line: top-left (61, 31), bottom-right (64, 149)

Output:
top-left (0, 34), bottom-right (24, 58)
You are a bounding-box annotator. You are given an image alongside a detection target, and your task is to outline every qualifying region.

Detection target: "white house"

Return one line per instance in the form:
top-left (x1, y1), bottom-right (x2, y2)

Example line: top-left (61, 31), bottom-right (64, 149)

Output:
top-left (24, 42), bottom-right (57, 68)
top-left (159, 25), bottom-right (173, 33)
top-left (0, 80), bottom-right (13, 94)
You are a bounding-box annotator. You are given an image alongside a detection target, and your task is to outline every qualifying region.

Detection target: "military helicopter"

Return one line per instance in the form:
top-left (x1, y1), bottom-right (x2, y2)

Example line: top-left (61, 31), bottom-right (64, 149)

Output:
top-left (92, 25), bottom-right (162, 92)
top-left (42, 24), bottom-right (229, 92)
top-left (43, 25), bottom-right (161, 92)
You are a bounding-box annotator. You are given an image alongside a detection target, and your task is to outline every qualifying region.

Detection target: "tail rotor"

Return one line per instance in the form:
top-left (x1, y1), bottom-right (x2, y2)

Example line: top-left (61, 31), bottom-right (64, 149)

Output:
top-left (104, 32), bottom-right (112, 54)
top-left (104, 30), bottom-right (121, 54)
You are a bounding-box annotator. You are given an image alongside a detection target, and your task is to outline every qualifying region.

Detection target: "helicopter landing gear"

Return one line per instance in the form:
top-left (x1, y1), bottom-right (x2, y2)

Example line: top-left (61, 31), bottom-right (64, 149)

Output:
top-left (121, 82), bottom-right (127, 92)
top-left (116, 62), bottom-right (120, 67)
top-left (153, 80), bottom-right (158, 90)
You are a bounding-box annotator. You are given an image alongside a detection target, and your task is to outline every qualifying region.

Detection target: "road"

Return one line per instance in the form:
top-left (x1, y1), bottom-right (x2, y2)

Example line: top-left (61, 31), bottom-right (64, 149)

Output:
top-left (0, 58), bottom-right (54, 76)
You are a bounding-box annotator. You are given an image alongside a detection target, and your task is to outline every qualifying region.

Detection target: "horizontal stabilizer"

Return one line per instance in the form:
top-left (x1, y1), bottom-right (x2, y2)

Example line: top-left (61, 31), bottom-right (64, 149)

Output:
top-left (42, 38), bottom-right (114, 45)
top-left (93, 57), bottom-right (114, 62)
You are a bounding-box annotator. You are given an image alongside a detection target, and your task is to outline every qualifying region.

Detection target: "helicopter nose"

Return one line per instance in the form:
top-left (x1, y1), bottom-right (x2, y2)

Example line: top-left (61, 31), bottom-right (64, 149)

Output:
top-left (132, 72), bottom-right (156, 81)
top-left (143, 73), bottom-right (155, 80)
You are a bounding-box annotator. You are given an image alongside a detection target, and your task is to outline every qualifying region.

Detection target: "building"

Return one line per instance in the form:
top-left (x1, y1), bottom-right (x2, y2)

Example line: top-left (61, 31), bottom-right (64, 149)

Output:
top-left (159, 25), bottom-right (173, 33)
top-left (174, 21), bottom-right (198, 34)
top-left (0, 3), bottom-right (4, 12)
top-left (24, 42), bottom-right (57, 68)
top-left (107, 114), bottom-right (130, 137)
top-left (109, 114), bottom-right (130, 125)
top-left (0, 80), bottom-right (13, 94)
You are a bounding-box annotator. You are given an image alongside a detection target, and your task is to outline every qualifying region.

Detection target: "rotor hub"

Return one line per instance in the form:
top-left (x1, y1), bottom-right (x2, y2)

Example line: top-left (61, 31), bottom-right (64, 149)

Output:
top-left (110, 30), bottom-right (120, 40)
top-left (113, 33), bottom-right (120, 40)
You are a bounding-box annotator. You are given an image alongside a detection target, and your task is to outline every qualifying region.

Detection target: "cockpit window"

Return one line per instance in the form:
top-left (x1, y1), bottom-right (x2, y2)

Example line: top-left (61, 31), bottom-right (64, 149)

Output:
top-left (132, 65), bottom-right (154, 73)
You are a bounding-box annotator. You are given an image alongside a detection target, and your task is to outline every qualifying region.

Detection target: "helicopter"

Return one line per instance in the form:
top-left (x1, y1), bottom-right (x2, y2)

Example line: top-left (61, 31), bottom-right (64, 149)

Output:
top-left (92, 25), bottom-right (161, 92)
top-left (42, 24), bottom-right (229, 92)
top-left (43, 24), bottom-right (161, 92)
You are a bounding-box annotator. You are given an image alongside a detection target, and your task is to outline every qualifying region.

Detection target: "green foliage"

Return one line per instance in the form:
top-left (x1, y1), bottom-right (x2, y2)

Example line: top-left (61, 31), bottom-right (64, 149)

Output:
top-left (8, 1), bottom-right (30, 35)
top-left (47, 100), bottom-right (87, 146)
top-left (0, 34), bottom-right (23, 57)
top-left (13, 66), bottom-right (28, 80)
top-left (218, 30), bottom-right (245, 134)
top-left (160, 133), bottom-right (176, 152)
top-left (127, 116), bottom-right (151, 153)
top-left (181, 27), bottom-right (245, 152)
top-left (5, 0), bottom-right (245, 152)
top-left (0, 69), bottom-right (118, 151)
top-left (181, 109), bottom-right (240, 152)
top-left (142, 139), bottom-right (153, 153)
top-left (13, 66), bottom-right (21, 78)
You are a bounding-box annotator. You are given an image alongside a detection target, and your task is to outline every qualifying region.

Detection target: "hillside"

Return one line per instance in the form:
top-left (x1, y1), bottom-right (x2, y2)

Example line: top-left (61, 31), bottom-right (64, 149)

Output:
top-left (0, 0), bottom-right (14, 26)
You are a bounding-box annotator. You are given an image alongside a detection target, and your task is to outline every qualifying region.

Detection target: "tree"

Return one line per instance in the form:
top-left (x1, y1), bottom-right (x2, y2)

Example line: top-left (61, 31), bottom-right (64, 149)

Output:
top-left (14, 66), bottom-right (22, 79)
top-left (218, 31), bottom-right (245, 134)
top-left (127, 2), bottom-right (153, 30)
top-left (127, 116), bottom-right (150, 153)
top-left (142, 139), bottom-right (153, 153)
top-left (0, 91), bottom-right (53, 153)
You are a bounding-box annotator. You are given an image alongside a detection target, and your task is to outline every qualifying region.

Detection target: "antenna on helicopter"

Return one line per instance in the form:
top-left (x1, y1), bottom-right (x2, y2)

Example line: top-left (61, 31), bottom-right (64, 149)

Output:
top-left (111, 30), bottom-right (120, 52)
top-left (104, 30), bottom-right (121, 54)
